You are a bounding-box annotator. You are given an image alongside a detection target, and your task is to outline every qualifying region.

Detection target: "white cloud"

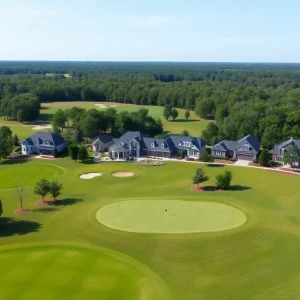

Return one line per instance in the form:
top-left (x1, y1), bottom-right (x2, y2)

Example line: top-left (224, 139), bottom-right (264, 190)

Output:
top-left (127, 15), bottom-right (174, 27)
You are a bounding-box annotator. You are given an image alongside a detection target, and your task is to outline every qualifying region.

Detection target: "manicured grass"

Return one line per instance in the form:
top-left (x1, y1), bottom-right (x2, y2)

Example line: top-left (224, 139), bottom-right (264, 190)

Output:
top-left (0, 244), bottom-right (171, 300)
top-left (1, 102), bottom-right (211, 138)
top-left (96, 200), bottom-right (247, 233)
top-left (0, 163), bottom-right (64, 189)
top-left (1, 158), bottom-right (300, 299)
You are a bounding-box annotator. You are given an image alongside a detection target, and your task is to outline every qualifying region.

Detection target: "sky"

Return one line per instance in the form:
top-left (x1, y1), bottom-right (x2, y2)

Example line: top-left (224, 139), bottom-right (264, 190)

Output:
top-left (1, 0), bottom-right (300, 62)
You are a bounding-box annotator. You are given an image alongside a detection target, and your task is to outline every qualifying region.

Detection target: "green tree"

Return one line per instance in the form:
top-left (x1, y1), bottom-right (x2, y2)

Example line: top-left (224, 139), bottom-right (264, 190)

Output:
top-left (182, 129), bottom-right (189, 136)
top-left (258, 149), bottom-right (270, 166)
top-left (48, 180), bottom-right (63, 201)
top-left (200, 151), bottom-right (214, 165)
top-left (202, 123), bottom-right (219, 145)
top-left (34, 179), bottom-right (50, 202)
top-left (52, 109), bottom-right (67, 131)
top-left (68, 144), bottom-right (79, 161)
top-left (283, 145), bottom-right (300, 168)
top-left (15, 180), bottom-right (25, 211)
top-left (0, 126), bottom-right (13, 160)
top-left (171, 108), bottom-right (179, 120)
top-left (13, 134), bottom-right (19, 147)
top-left (163, 106), bottom-right (172, 121)
top-left (78, 145), bottom-right (88, 162)
top-left (0, 200), bottom-right (3, 218)
top-left (216, 170), bottom-right (233, 190)
top-left (185, 109), bottom-right (190, 120)
top-left (192, 168), bottom-right (209, 188)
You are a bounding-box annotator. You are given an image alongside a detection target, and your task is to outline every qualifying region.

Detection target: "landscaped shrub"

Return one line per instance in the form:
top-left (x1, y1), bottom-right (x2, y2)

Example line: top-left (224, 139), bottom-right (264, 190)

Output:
top-left (258, 149), bottom-right (270, 166)
top-left (216, 170), bottom-right (232, 190)
top-left (138, 159), bottom-right (165, 167)
top-left (269, 160), bottom-right (282, 167)
top-left (179, 150), bottom-right (185, 159)
top-left (199, 151), bottom-right (213, 164)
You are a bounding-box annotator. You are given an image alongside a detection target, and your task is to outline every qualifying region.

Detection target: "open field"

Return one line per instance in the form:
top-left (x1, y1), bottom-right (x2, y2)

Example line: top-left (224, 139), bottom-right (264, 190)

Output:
top-left (0, 102), bottom-right (212, 140)
top-left (1, 158), bottom-right (300, 299)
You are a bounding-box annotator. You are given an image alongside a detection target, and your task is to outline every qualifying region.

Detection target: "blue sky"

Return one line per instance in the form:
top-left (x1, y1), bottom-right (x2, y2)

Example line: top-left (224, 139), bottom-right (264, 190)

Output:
top-left (1, 0), bottom-right (300, 62)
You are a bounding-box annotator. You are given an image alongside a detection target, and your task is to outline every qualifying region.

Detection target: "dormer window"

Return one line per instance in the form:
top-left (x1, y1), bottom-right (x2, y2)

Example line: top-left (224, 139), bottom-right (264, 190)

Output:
top-left (121, 142), bottom-right (124, 146)
top-left (151, 142), bottom-right (155, 147)
top-left (242, 146), bottom-right (248, 151)
top-left (161, 143), bottom-right (165, 148)
top-left (182, 142), bottom-right (191, 147)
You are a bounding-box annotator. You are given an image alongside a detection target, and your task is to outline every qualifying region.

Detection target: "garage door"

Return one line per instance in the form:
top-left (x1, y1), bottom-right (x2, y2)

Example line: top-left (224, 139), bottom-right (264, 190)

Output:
top-left (236, 154), bottom-right (253, 161)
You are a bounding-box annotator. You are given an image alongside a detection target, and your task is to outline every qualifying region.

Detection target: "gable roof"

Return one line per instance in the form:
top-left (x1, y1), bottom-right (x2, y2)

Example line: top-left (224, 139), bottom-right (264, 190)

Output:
top-left (213, 134), bottom-right (260, 154)
top-left (109, 131), bottom-right (146, 151)
top-left (92, 134), bottom-right (113, 144)
top-left (168, 135), bottom-right (207, 151)
top-left (143, 137), bottom-right (172, 152)
top-left (22, 131), bottom-right (65, 147)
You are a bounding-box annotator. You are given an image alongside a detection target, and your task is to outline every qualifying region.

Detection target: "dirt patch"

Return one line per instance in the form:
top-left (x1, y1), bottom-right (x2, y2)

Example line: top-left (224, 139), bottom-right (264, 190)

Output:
top-left (14, 209), bottom-right (29, 215)
top-left (112, 171), bottom-right (134, 178)
top-left (80, 173), bottom-right (102, 179)
top-left (214, 159), bottom-right (234, 165)
top-left (192, 186), bottom-right (225, 192)
top-left (37, 199), bottom-right (61, 206)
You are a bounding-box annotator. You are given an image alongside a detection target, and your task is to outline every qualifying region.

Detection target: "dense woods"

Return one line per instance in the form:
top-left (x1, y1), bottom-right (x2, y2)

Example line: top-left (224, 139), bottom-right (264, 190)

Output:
top-left (1, 61), bottom-right (300, 148)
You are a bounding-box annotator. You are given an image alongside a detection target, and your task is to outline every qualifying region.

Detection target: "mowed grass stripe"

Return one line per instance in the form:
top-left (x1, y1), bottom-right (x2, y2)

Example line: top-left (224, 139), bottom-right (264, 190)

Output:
top-left (0, 245), bottom-right (171, 300)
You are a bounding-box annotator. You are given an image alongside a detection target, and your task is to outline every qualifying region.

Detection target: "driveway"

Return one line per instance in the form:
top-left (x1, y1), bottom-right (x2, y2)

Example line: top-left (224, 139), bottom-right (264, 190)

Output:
top-left (234, 160), bottom-right (250, 166)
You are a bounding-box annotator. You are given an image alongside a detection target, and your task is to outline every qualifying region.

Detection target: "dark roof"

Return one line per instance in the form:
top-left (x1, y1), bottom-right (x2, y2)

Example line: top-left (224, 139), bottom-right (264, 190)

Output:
top-left (168, 135), bottom-right (207, 151)
top-left (143, 137), bottom-right (172, 152)
top-left (22, 131), bottom-right (65, 147)
top-left (92, 134), bottom-right (113, 144)
top-left (213, 134), bottom-right (260, 154)
top-left (109, 131), bottom-right (146, 151)
top-left (273, 138), bottom-right (300, 155)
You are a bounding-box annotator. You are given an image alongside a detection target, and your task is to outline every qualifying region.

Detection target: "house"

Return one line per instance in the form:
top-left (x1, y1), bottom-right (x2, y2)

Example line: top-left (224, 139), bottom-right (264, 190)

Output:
top-left (212, 134), bottom-right (260, 161)
top-left (108, 131), bottom-right (207, 160)
top-left (273, 137), bottom-right (300, 166)
top-left (21, 131), bottom-right (66, 156)
top-left (92, 134), bottom-right (114, 153)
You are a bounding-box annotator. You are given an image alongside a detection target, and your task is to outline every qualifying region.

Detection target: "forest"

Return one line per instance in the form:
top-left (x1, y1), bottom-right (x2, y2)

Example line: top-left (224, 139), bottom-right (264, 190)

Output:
top-left (1, 61), bottom-right (300, 148)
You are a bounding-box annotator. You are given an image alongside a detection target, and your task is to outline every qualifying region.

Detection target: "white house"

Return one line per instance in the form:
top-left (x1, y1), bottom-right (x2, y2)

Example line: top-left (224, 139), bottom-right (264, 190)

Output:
top-left (21, 131), bottom-right (66, 156)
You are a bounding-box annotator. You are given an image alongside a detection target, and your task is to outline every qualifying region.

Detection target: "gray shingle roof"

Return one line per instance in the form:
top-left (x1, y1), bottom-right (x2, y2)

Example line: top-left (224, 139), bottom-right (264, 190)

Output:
top-left (168, 135), bottom-right (207, 151)
top-left (22, 131), bottom-right (65, 147)
top-left (273, 138), bottom-right (300, 155)
top-left (92, 134), bottom-right (113, 144)
top-left (143, 137), bottom-right (172, 152)
top-left (213, 134), bottom-right (260, 154)
top-left (109, 131), bottom-right (146, 151)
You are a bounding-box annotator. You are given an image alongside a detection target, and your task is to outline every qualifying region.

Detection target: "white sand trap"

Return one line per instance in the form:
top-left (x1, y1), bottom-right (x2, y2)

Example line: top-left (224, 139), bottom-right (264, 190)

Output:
top-left (110, 105), bottom-right (118, 107)
top-left (95, 104), bottom-right (107, 108)
top-left (112, 172), bottom-right (134, 178)
top-left (32, 124), bottom-right (52, 130)
top-left (80, 173), bottom-right (102, 179)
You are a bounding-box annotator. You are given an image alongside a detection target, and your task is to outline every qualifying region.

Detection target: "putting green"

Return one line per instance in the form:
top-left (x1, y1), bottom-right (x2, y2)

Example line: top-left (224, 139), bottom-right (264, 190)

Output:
top-left (0, 164), bottom-right (64, 189)
top-left (96, 200), bottom-right (247, 233)
top-left (0, 244), bottom-right (171, 300)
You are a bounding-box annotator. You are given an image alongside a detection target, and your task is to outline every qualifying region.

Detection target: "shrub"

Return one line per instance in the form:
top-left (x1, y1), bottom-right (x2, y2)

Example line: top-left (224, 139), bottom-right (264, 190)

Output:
top-left (216, 170), bottom-right (232, 190)
top-left (179, 150), bottom-right (185, 159)
top-left (138, 159), bottom-right (165, 167)
top-left (199, 151), bottom-right (213, 164)
top-left (53, 148), bottom-right (58, 158)
top-left (258, 149), bottom-right (270, 166)
top-left (192, 168), bottom-right (209, 188)
top-left (269, 160), bottom-right (282, 167)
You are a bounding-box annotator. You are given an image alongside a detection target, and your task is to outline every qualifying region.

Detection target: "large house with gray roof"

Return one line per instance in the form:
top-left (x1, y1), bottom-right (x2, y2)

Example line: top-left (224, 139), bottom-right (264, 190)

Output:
top-left (273, 137), bottom-right (300, 166)
top-left (108, 131), bottom-right (207, 160)
top-left (21, 131), bottom-right (66, 156)
top-left (92, 134), bottom-right (114, 153)
top-left (212, 134), bottom-right (260, 161)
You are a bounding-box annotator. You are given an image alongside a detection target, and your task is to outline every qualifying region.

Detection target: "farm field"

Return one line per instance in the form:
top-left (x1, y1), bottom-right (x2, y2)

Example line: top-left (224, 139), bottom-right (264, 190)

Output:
top-left (1, 158), bottom-right (300, 299)
top-left (0, 102), bottom-right (212, 140)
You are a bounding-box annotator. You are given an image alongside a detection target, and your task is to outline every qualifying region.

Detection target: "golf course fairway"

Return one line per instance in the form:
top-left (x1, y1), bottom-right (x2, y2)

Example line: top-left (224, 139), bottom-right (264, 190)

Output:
top-left (96, 200), bottom-right (247, 233)
top-left (0, 244), bottom-right (171, 300)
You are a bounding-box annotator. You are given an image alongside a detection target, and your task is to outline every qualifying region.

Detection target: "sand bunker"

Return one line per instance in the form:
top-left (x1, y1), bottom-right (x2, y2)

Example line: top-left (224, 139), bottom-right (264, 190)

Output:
top-left (80, 173), bottom-right (102, 179)
top-left (32, 125), bottom-right (52, 130)
top-left (95, 104), bottom-right (107, 108)
top-left (112, 172), bottom-right (134, 178)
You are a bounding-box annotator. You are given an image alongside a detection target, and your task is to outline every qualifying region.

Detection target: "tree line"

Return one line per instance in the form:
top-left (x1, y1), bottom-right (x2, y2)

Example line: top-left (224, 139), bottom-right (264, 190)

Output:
top-left (52, 107), bottom-right (163, 142)
top-left (1, 62), bottom-right (300, 148)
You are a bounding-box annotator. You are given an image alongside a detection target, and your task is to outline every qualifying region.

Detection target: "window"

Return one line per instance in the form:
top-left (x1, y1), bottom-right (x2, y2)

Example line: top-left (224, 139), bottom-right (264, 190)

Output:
top-left (182, 142), bottom-right (191, 147)
top-left (161, 143), bottom-right (165, 148)
top-left (151, 142), bottom-right (155, 147)
top-left (242, 146), bottom-right (248, 151)
top-left (190, 151), bottom-right (197, 156)
top-left (215, 151), bottom-right (223, 156)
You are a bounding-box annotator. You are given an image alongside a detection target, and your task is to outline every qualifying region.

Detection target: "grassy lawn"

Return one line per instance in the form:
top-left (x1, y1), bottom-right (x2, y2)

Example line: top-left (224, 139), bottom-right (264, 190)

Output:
top-left (1, 158), bottom-right (300, 299)
top-left (0, 102), bottom-right (212, 140)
